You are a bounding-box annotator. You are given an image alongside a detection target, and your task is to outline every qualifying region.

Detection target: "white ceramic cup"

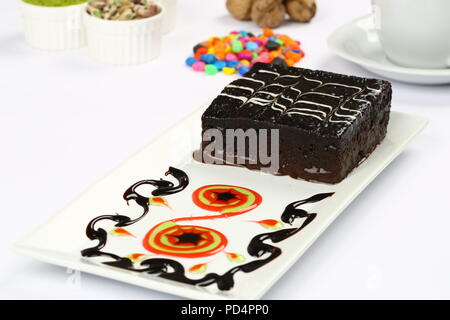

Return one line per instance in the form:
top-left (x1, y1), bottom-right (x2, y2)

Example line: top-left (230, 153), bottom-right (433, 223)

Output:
top-left (21, 2), bottom-right (86, 51)
top-left (372, 0), bottom-right (450, 69)
top-left (84, 3), bottom-right (164, 65)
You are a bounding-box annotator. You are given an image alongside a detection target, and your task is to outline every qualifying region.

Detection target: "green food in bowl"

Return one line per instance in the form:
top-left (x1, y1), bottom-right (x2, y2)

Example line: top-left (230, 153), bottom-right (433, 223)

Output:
top-left (22, 0), bottom-right (87, 7)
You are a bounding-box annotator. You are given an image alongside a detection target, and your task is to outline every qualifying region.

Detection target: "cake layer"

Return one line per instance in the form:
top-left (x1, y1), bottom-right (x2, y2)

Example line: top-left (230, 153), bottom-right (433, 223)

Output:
top-left (199, 63), bottom-right (392, 184)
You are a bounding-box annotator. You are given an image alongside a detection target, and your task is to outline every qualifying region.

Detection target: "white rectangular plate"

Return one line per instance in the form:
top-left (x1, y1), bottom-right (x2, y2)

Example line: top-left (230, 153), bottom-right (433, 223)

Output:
top-left (13, 107), bottom-right (427, 300)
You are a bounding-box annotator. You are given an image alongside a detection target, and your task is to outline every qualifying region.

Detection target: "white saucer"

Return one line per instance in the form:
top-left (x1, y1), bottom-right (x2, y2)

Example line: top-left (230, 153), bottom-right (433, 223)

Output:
top-left (327, 15), bottom-right (450, 85)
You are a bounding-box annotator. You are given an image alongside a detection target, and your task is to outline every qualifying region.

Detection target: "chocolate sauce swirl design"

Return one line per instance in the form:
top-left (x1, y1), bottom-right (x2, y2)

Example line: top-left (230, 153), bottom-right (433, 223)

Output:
top-left (81, 167), bottom-right (334, 291)
top-left (218, 64), bottom-right (382, 125)
top-left (81, 167), bottom-right (189, 260)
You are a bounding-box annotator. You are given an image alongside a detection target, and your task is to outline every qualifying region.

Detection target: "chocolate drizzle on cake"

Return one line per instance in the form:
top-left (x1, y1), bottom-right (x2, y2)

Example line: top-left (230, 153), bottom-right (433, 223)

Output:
top-left (205, 63), bottom-right (388, 137)
top-left (223, 69), bottom-right (380, 126)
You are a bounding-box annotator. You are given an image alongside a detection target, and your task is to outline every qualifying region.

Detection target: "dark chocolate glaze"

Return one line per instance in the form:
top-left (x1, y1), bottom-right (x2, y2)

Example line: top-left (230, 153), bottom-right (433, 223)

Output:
top-left (82, 170), bottom-right (334, 291)
top-left (81, 167), bottom-right (189, 260)
top-left (202, 63), bottom-right (390, 137)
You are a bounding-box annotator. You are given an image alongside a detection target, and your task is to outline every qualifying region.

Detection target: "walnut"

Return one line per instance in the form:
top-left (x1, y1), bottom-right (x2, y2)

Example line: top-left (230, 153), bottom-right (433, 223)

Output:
top-left (226, 0), bottom-right (255, 21)
top-left (284, 0), bottom-right (316, 22)
top-left (226, 0), bottom-right (316, 28)
top-left (251, 0), bottom-right (285, 29)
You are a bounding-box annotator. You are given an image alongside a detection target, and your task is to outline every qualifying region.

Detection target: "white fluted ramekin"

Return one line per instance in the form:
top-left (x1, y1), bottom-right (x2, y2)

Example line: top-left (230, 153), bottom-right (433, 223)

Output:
top-left (21, 2), bottom-right (86, 51)
top-left (159, 0), bottom-right (177, 34)
top-left (84, 3), bottom-right (164, 65)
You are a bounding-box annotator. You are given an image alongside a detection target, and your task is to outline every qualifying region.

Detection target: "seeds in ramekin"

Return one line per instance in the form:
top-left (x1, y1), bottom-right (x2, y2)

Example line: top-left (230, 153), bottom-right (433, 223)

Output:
top-left (86, 0), bottom-right (160, 20)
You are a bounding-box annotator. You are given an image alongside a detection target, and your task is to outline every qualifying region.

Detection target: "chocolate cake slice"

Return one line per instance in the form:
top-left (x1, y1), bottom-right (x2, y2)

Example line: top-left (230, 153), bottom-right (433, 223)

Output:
top-left (197, 63), bottom-right (392, 184)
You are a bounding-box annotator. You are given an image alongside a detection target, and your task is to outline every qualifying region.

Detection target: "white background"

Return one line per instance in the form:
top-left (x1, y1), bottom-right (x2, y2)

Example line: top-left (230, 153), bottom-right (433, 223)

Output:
top-left (1, 0), bottom-right (449, 299)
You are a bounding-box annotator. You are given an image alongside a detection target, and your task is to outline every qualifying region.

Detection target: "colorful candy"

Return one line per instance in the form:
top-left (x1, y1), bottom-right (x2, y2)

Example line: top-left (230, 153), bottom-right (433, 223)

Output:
top-left (225, 53), bottom-right (237, 61)
top-left (200, 53), bottom-right (217, 64)
top-left (238, 66), bottom-right (250, 75)
top-left (205, 64), bottom-right (218, 75)
top-left (246, 41), bottom-right (258, 51)
top-left (192, 61), bottom-right (206, 72)
top-left (232, 40), bottom-right (244, 53)
top-left (185, 57), bottom-right (197, 66)
top-left (214, 60), bottom-right (226, 70)
top-left (226, 60), bottom-right (239, 68)
top-left (185, 28), bottom-right (305, 76)
top-left (222, 67), bottom-right (236, 75)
